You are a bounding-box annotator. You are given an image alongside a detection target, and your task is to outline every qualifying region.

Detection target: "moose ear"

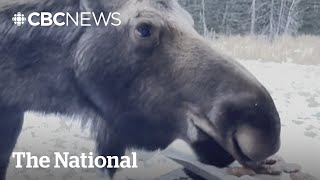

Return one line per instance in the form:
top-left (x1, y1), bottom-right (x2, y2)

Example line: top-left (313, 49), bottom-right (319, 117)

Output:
top-left (80, 0), bottom-right (126, 12)
top-left (80, 0), bottom-right (106, 12)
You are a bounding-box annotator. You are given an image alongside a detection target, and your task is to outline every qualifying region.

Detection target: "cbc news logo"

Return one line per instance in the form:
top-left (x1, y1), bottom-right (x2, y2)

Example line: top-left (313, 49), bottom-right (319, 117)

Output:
top-left (12, 12), bottom-right (26, 26)
top-left (12, 11), bottom-right (121, 27)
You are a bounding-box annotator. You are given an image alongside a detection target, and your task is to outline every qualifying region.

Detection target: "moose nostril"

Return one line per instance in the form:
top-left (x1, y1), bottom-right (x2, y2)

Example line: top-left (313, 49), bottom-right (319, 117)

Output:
top-left (235, 125), bottom-right (280, 162)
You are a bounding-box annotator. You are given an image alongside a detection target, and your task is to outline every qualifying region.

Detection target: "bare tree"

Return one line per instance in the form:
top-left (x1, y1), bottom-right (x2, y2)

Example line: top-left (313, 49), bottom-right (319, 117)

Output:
top-left (222, 1), bottom-right (229, 33)
top-left (276, 0), bottom-right (285, 36)
top-left (269, 0), bottom-right (275, 38)
top-left (180, 0), bottom-right (309, 36)
top-left (200, 0), bottom-right (208, 36)
top-left (250, 0), bottom-right (256, 35)
top-left (285, 0), bottom-right (302, 34)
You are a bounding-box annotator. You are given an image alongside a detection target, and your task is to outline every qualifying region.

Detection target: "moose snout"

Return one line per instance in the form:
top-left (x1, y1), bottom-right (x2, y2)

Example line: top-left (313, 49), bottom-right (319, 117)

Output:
top-left (235, 124), bottom-right (281, 162)
top-left (206, 92), bottom-right (281, 164)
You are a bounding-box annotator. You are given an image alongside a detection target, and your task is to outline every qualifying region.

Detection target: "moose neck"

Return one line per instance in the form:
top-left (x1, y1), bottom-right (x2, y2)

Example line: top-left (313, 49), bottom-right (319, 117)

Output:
top-left (0, 1), bottom-right (95, 114)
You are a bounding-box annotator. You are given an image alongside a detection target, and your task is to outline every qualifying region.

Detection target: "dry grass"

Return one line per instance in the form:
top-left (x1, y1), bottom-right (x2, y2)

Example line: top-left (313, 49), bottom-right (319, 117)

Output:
top-left (209, 35), bottom-right (320, 65)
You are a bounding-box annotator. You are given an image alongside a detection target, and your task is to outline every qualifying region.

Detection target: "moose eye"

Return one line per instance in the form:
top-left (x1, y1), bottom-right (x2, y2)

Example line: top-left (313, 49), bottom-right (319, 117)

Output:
top-left (136, 23), bottom-right (152, 38)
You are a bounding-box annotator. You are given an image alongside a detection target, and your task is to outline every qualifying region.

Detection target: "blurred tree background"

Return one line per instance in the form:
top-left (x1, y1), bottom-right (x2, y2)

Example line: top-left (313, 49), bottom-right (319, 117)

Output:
top-left (179, 0), bottom-right (320, 37)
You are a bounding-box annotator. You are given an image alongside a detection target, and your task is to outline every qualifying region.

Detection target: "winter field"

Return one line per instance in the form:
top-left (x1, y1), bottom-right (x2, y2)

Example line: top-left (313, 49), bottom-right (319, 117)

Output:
top-left (210, 35), bottom-right (320, 65)
top-left (5, 36), bottom-right (320, 180)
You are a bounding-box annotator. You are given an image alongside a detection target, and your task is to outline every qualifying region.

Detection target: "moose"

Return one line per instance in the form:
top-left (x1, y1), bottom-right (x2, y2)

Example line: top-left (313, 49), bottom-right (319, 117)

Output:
top-left (0, 0), bottom-right (281, 179)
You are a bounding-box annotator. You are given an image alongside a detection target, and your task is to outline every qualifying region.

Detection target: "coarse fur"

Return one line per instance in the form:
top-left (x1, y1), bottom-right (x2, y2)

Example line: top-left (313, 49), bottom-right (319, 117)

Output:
top-left (0, 0), bottom-right (281, 179)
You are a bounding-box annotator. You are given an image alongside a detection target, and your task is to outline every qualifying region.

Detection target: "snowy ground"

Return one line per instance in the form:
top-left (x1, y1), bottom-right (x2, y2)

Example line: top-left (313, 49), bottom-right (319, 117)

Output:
top-left (6, 60), bottom-right (320, 180)
top-left (242, 60), bottom-right (320, 179)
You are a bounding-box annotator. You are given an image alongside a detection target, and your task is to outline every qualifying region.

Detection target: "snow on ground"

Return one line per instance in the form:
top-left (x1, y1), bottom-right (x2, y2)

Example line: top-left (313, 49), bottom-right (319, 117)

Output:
top-left (6, 61), bottom-right (320, 180)
top-left (241, 60), bottom-right (320, 179)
